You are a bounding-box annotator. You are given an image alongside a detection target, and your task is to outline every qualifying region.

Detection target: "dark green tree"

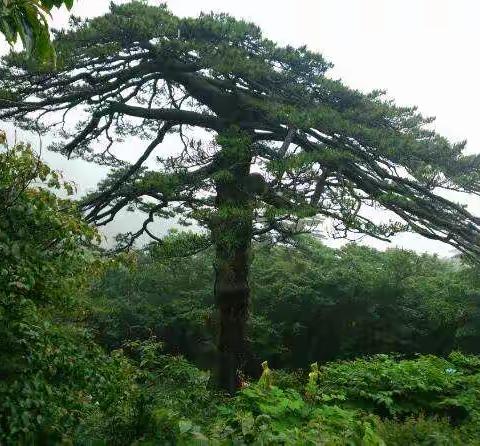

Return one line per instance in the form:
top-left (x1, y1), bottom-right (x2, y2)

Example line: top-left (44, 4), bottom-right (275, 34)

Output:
top-left (2, 2), bottom-right (480, 392)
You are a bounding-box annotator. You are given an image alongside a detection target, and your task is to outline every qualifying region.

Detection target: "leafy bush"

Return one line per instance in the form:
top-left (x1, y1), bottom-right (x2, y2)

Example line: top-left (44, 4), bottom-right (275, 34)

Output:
top-left (375, 416), bottom-right (466, 446)
top-left (207, 383), bottom-right (380, 445)
top-left (314, 353), bottom-right (480, 423)
top-left (0, 321), bottom-right (140, 444)
top-left (165, 353), bottom-right (480, 445)
top-left (0, 138), bottom-right (141, 444)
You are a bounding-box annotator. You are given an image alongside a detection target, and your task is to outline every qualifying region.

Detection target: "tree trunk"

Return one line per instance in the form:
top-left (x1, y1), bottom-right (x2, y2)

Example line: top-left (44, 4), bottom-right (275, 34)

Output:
top-left (214, 233), bottom-right (251, 393)
top-left (211, 130), bottom-right (253, 394)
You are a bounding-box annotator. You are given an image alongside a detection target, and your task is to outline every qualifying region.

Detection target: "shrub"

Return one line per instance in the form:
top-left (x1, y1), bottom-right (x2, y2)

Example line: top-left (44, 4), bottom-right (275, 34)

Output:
top-left (314, 353), bottom-right (480, 423)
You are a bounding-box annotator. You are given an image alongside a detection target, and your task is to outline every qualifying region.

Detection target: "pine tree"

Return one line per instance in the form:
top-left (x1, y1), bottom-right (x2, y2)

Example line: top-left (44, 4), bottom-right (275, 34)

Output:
top-left (2, 1), bottom-right (480, 392)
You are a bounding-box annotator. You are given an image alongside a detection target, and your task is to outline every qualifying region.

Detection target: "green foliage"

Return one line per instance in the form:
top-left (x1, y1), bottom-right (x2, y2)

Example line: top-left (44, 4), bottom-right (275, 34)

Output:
top-left (0, 135), bottom-right (141, 444)
top-left (0, 0), bottom-right (74, 66)
top-left (3, 1), bottom-right (480, 261)
top-left (0, 149), bottom-right (478, 445)
top-left (88, 245), bottom-right (216, 368)
top-left (250, 239), bottom-right (480, 366)
top-left (192, 353), bottom-right (480, 444)
top-left (91, 338), bottom-right (225, 445)
top-left (0, 321), bottom-right (139, 444)
top-left (79, 233), bottom-right (480, 444)
top-left (2, 133), bottom-right (480, 443)
top-left (88, 234), bottom-right (480, 374)
top-left (313, 353), bottom-right (480, 422)
top-left (375, 416), bottom-right (466, 446)
top-left (4, 0), bottom-right (480, 398)
top-left (0, 136), bottom-right (99, 370)
top-left (0, 139), bottom-right (98, 305)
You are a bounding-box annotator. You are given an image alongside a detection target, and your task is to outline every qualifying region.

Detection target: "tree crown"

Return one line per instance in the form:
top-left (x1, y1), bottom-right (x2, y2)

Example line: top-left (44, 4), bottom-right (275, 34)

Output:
top-left (1, 1), bottom-right (479, 257)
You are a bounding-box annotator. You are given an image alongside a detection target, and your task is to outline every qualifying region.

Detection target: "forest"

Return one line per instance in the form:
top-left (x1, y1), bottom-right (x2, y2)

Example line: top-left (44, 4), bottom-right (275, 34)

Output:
top-left (1, 1), bottom-right (480, 445)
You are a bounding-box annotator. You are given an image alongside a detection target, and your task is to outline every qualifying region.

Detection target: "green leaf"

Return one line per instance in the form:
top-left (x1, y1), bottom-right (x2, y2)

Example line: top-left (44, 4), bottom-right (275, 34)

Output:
top-left (178, 419), bottom-right (193, 434)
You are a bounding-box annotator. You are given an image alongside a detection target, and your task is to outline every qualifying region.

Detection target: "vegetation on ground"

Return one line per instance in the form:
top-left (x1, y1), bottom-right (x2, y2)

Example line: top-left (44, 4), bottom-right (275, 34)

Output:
top-left (1, 136), bottom-right (480, 444)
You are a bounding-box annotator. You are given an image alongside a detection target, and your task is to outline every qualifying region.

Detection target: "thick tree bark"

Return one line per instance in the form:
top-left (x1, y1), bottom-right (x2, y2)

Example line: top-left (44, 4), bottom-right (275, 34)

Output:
top-left (214, 232), bottom-right (251, 393)
top-left (211, 131), bottom-right (253, 394)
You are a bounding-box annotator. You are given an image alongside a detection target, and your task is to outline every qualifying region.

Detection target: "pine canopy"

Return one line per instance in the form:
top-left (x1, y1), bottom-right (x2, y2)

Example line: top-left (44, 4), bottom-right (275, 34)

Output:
top-left (1, 1), bottom-right (480, 258)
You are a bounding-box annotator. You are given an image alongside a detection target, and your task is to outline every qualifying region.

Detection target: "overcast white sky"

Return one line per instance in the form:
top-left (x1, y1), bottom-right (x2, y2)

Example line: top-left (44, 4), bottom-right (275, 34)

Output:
top-left (1, 0), bottom-right (479, 255)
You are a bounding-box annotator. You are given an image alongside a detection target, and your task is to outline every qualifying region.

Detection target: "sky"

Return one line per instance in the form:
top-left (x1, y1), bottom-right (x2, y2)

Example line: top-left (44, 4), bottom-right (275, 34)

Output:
top-left (1, 0), bottom-right (479, 255)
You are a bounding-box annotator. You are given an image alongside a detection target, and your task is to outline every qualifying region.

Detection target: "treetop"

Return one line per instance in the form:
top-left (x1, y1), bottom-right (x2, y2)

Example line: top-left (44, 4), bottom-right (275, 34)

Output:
top-left (1, 1), bottom-right (479, 258)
